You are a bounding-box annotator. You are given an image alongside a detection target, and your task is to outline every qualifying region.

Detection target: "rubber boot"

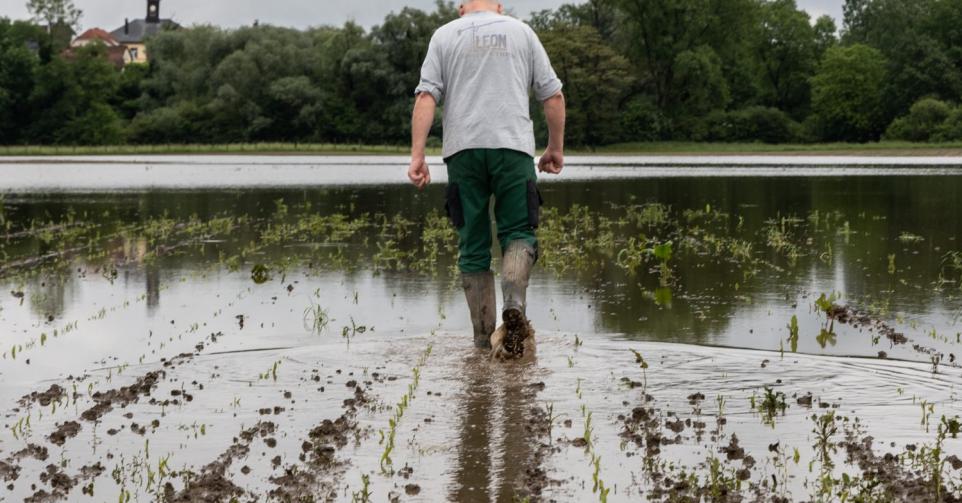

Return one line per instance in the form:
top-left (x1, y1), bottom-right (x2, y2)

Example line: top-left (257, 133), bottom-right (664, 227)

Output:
top-left (501, 240), bottom-right (536, 356)
top-left (462, 270), bottom-right (497, 349)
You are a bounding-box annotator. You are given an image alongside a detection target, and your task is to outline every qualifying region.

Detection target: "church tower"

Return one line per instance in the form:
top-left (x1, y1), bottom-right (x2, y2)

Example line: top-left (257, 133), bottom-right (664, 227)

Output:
top-left (146, 0), bottom-right (160, 23)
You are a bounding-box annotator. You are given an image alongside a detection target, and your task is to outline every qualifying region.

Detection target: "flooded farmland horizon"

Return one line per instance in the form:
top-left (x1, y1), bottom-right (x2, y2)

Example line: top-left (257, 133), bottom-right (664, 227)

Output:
top-left (1, 156), bottom-right (961, 502)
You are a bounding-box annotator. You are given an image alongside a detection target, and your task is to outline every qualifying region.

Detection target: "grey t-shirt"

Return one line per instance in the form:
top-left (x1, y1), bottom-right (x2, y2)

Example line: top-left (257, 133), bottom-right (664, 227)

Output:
top-left (414, 11), bottom-right (563, 159)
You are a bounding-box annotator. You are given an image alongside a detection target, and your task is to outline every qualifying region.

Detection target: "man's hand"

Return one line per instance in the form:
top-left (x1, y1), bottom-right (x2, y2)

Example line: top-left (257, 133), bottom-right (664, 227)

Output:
top-left (538, 147), bottom-right (564, 174)
top-left (409, 92), bottom-right (437, 190)
top-left (408, 155), bottom-right (431, 190)
top-left (541, 92), bottom-right (566, 175)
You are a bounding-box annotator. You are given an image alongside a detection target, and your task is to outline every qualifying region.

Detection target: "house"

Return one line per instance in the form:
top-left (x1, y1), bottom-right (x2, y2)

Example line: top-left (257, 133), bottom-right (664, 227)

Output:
top-left (71, 28), bottom-right (120, 48)
top-left (66, 28), bottom-right (129, 68)
top-left (109, 0), bottom-right (180, 64)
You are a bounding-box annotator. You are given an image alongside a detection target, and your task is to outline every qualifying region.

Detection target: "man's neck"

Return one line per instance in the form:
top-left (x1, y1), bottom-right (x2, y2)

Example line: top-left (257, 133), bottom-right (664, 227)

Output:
top-left (461, 5), bottom-right (500, 16)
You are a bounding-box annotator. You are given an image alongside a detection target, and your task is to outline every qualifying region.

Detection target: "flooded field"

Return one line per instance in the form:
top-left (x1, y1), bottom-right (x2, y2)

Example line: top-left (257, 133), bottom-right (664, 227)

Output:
top-left (1, 156), bottom-right (962, 502)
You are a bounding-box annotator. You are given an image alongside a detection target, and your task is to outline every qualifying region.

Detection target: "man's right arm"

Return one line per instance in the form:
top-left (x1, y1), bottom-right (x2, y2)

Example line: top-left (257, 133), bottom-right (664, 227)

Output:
top-left (409, 33), bottom-right (444, 189)
top-left (529, 27), bottom-right (565, 174)
top-left (409, 92), bottom-right (436, 190)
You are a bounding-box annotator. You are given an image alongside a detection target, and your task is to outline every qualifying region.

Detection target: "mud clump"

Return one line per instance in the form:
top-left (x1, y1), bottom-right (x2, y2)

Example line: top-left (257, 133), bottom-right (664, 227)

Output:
top-left (19, 384), bottom-right (66, 407)
top-left (48, 421), bottom-right (81, 446)
top-left (720, 435), bottom-right (745, 460)
top-left (308, 415), bottom-right (353, 457)
top-left (268, 467), bottom-right (336, 502)
top-left (165, 421), bottom-right (275, 502)
top-left (165, 472), bottom-right (244, 503)
top-left (0, 460), bottom-right (20, 482)
top-left (828, 304), bottom-right (915, 348)
top-left (81, 371), bottom-right (164, 422)
top-left (14, 444), bottom-right (49, 462)
top-left (25, 464), bottom-right (75, 502)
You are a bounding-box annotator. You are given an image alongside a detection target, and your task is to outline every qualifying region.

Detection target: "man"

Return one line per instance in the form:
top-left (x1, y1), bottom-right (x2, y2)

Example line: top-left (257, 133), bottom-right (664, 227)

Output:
top-left (408, 0), bottom-right (566, 356)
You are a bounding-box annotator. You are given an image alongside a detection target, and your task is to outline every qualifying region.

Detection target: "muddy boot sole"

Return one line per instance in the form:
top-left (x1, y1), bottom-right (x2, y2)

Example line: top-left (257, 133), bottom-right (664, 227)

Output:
top-left (502, 309), bottom-right (528, 357)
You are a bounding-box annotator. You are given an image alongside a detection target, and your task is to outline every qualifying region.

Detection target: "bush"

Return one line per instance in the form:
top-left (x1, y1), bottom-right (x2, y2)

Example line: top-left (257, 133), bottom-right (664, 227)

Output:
top-left (884, 98), bottom-right (953, 142)
top-left (129, 105), bottom-right (192, 144)
top-left (933, 108), bottom-right (962, 142)
top-left (620, 96), bottom-right (668, 142)
top-left (56, 103), bottom-right (125, 145)
top-left (703, 106), bottom-right (800, 143)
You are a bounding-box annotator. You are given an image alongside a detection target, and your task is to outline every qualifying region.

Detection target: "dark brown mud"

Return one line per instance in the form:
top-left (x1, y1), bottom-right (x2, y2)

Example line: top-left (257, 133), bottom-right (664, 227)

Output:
top-left (267, 384), bottom-right (372, 501)
top-left (18, 384), bottom-right (65, 408)
top-left (165, 421), bottom-right (276, 502)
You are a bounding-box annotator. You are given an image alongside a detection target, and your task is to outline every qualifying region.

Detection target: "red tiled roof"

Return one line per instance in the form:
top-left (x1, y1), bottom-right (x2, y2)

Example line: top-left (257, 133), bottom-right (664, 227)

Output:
top-left (74, 28), bottom-right (119, 46)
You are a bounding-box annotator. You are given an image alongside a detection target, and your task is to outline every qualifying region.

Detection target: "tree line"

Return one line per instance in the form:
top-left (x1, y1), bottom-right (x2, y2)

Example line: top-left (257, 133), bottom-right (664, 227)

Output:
top-left (1, 0), bottom-right (962, 148)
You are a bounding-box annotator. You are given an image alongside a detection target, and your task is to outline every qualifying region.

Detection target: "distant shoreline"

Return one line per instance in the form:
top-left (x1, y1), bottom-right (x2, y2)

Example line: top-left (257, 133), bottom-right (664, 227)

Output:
top-left (2, 142), bottom-right (962, 157)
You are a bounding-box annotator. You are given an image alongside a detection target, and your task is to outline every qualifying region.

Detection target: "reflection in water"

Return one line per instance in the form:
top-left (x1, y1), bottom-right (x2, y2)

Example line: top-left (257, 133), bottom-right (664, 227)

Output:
top-left (145, 264), bottom-right (160, 311)
top-left (452, 352), bottom-right (538, 502)
top-left (3, 174), bottom-right (962, 362)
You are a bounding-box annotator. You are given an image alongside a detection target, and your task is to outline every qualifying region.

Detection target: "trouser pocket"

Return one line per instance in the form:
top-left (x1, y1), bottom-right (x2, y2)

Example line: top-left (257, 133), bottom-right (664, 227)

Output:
top-left (526, 179), bottom-right (543, 229)
top-left (445, 183), bottom-right (465, 229)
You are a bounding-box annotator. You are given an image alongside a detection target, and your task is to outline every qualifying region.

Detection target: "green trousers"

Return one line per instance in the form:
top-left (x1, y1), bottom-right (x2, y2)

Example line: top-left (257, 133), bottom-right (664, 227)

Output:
top-left (445, 148), bottom-right (541, 274)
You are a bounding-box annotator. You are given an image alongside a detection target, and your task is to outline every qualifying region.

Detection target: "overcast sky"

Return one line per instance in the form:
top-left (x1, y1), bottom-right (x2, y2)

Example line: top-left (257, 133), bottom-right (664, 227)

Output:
top-left (0, 0), bottom-right (844, 32)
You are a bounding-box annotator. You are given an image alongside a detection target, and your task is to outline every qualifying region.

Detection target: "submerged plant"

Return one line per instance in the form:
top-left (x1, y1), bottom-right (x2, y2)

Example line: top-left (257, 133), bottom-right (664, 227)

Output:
top-left (754, 387), bottom-right (788, 427)
top-left (812, 411), bottom-right (838, 468)
top-left (630, 349), bottom-right (649, 389)
top-left (787, 315), bottom-right (799, 352)
top-left (302, 302), bottom-right (329, 335)
top-left (250, 264), bottom-right (271, 284)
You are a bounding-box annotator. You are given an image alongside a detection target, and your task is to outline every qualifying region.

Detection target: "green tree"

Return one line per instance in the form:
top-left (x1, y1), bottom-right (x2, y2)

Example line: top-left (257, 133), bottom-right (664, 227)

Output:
top-left (611, 0), bottom-right (759, 136)
top-left (812, 15), bottom-right (837, 58)
top-left (530, 0), bottom-right (621, 42)
top-left (26, 0), bottom-right (82, 31)
top-left (28, 44), bottom-right (123, 145)
top-left (26, 0), bottom-right (80, 51)
top-left (755, 0), bottom-right (818, 118)
top-left (842, 0), bottom-right (961, 125)
top-left (539, 25), bottom-right (632, 146)
top-left (809, 44), bottom-right (887, 142)
top-left (0, 19), bottom-right (40, 143)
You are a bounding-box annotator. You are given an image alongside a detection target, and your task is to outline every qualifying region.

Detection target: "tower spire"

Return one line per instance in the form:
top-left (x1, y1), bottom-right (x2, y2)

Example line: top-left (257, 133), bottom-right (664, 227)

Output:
top-left (146, 0), bottom-right (160, 23)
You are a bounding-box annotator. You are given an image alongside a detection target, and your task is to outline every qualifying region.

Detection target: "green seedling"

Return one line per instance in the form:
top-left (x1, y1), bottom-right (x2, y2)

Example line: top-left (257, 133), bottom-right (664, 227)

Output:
top-left (921, 400), bottom-right (935, 432)
top-left (351, 473), bottom-right (372, 503)
top-left (941, 416), bottom-right (961, 438)
top-left (582, 411), bottom-right (594, 450)
top-left (814, 292), bottom-right (840, 315)
top-left (630, 349), bottom-right (649, 388)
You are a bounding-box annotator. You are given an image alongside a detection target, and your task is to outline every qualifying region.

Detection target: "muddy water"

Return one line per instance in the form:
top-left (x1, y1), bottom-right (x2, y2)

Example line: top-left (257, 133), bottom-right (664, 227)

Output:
top-left (1, 156), bottom-right (961, 501)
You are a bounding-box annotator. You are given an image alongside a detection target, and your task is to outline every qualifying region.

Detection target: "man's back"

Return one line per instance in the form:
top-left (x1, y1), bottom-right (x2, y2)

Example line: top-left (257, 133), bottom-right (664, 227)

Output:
top-left (415, 11), bottom-right (562, 159)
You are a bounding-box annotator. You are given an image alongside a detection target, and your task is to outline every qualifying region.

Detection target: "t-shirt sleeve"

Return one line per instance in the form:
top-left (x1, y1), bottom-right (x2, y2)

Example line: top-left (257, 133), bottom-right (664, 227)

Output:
top-left (414, 33), bottom-right (444, 103)
top-left (529, 28), bottom-right (563, 102)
